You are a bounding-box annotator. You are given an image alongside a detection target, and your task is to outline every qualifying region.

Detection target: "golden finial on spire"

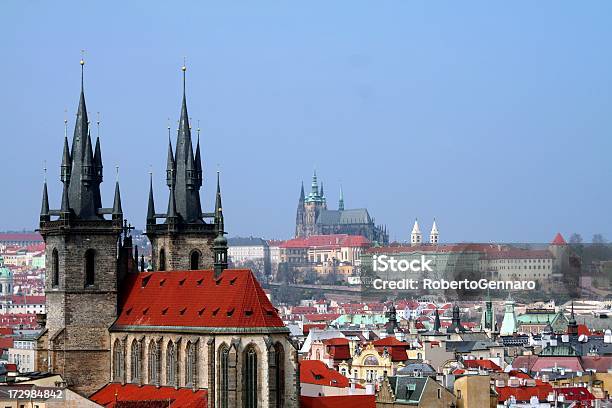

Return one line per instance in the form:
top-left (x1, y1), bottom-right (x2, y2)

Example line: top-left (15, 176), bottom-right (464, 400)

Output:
top-left (96, 112), bottom-right (101, 138)
top-left (64, 109), bottom-right (68, 138)
top-left (80, 50), bottom-right (86, 89)
top-left (182, 56), bottom-right (187, 72)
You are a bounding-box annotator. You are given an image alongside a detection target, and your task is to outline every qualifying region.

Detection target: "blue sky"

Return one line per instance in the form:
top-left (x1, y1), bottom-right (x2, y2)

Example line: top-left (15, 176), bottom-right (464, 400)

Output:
top-left (1, 1), bottom-right (611, 242)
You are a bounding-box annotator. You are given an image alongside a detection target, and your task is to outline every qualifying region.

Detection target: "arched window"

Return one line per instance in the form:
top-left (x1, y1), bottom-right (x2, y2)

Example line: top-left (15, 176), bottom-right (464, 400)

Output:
top-left (185, 341), bottom-right (197, 388)
top-left (244, 346), bottom-right (258, 408)
top-left (130, 340), bottom-right (141, 383)
top-left (190, 250), bottom-right (200, 270)
top-left (269, 343), bottom-right (285, 408)
top-left (113, 339), bottom-right (124, 382)
top-left (148, 340), bottom-right (160, 385)
top-left (166, 341), bottom-right (177, 386)
top-left (220, 346), bottom-right (229, 408)
top-left (84, 249), bottom-right (95, 287)
top-left (159, 249), bottom-right (166, 271)
top-left (51, 249), bottom-right (59, 287)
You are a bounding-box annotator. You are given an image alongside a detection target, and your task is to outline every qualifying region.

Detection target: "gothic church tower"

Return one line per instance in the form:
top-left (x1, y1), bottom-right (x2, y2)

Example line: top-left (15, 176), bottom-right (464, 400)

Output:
top-left (146, 65), bottom-right (220, 271)
top-left (36, 60), bottom-right (125, 396)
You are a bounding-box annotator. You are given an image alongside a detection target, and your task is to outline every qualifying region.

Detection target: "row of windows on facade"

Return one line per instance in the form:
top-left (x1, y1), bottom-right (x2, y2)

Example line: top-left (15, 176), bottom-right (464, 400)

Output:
top-left (112, 339), bottom-right (286, 408)
top-left (50, 248), bottom-right (204, 287)
top-left (158, 248), bottom-right (202, 271)
top-left (50, 249), bottom-right (95, 287)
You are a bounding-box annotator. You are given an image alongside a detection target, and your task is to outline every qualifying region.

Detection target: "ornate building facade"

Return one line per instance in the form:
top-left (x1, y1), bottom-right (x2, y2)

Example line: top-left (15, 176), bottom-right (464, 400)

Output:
top-left (36, 61), bottom-right (299, 407)
top-left (295, 172), bottom-right (388, 244)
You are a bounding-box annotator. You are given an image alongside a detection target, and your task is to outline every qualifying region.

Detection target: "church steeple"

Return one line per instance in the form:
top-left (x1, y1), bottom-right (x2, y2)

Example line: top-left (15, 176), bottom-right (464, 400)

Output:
top-left (299, 182), bottom-right (305, 202)
top-left (411, 219), bottom-right (422, 246)
top-left (213, 171), bottom-right (228, 278)
top-left (60, 120), bottom-right (72, 184)
top-left (338, 185), bottom-right (344, 211)
top-left (40, 178), bottom-right (50, 222)
top-left (66, 58), bottom-right (103, 220)
top-left (167, 63), bottom-right (203, 223)
top-left (147, 172), bottom-right (156, 224)
top-left (112, 168), bottom-right (123, 221)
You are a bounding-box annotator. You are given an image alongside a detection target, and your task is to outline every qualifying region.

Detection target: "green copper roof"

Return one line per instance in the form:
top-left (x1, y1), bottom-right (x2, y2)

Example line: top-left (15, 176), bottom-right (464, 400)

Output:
top-left (332, 313), bottom-right (387, 326)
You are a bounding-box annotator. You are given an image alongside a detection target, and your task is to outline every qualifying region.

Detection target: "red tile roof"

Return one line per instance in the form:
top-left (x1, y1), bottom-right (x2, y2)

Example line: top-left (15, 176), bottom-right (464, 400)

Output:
top-left (0, 337), bottom-right (14, 349)
top-left (303, 323), bottom-right (327, 334)
top-left (0, 233), bottom-right (43, 242)
top-left (463, 359), bottom-right (502, 372)
top-left (300, 360), bottom-right (362, 388)
top-left (372, 337), bottom-right (409, 361)
top-left (496, 380), bottom-right (552, 403)
top-left (300, 395), bottom-right (375, 408)
top-left (323, 338), bottom-right (350, 346)
top-left (580, 356), bottom-right (612, 373)
top-left (304, 314), bottom-right (341, 323)
top-left (531, 357), bottom-right (584, 373)
top-left (280, 235), bottom-right (370, 249)
top-left (551, 233), bottom-right (567, 245)
top-left (115, 270), bottom-right (285, 329)
top-left (483, 249), bottom-right (553, 260)
top-left (90, 383), bottom-right (207, 408)
top-left (366, 243), bottom-right (497, 254)
top-left (11, 295), bottom-right (45, 304)
top-left (554, 386), bottom-right (595, 401)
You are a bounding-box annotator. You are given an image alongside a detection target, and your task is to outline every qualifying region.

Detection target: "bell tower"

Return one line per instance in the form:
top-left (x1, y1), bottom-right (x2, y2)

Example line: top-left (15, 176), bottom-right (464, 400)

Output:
top-left (36, 58), bottom-right (124, 396)
top-left (145, 64), bottom-right (219, 271)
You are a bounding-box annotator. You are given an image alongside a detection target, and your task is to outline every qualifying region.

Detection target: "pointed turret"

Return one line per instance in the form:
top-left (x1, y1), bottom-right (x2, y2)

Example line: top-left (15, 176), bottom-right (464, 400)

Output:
top-left (147, 173), bottom-right (156, 224)
top-left (411, 219), bottom-right (422, 246)
top-left (320, 182), bottom-right (325, 199)
top-left (60, 123), bottom-right (72, 184)
top-left (40, 180), bottom-right (50, 222)
top-left (66, 59), bottom-right (103, 220)
top-left (112, 180), bottom-right (123, 220)
top-left (194, 130), bottom-right (203, 188)
top-left (430, 219), bottom-right (439, 244)
top-left (299, 182), bottom-right (305, 202)
top-left (311, 170), bottom-right (319, 196)
top-left (60, 182), bottom-right (71, 219)
top-left (166, 134), bottom-right (175, 187)
top-left (169, 64), bottom-right (202, 223)
top-left (433, 309), bottom-right (441, 332)
top-left (213, 171), bottom-right (228, 278)
top-left (215, 171), bottom-right (224, 235)
top-left (338, 185), bottom-right (344, 211)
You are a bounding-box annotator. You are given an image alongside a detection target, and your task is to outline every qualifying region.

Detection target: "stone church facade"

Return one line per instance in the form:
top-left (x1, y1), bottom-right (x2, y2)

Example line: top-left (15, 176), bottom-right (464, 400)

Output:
top-left (295, 172), bottom-right (389, 244)
top-left (35, 61), bottom-right (299, 407)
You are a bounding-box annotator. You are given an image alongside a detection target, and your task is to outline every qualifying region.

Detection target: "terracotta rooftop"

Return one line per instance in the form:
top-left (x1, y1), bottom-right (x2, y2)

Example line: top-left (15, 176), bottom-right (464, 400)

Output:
top-left (114, 269), bottom-right (285, 330)
top-left (90, 383), bottom-right (207, 408)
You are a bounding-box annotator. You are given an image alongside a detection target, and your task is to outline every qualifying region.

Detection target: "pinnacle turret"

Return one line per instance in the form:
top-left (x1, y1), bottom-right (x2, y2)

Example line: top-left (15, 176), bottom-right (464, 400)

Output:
top-left (40, 181), bottom-right (49, 221)
top-left (147, 173), bottom-right (156, 224)
top-left (112, 180), bottom-right (123, 220)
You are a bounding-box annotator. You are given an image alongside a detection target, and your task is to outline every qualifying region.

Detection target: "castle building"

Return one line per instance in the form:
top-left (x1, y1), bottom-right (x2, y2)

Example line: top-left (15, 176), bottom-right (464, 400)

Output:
top-left (36, 61), bottom-right (298, 407)
top-left (295, 172), bottom-right (388, 244)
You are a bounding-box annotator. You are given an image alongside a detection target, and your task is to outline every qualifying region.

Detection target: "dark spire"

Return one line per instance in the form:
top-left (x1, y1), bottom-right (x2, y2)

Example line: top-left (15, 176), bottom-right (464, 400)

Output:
top-left (194, 127), bottom-right (203, 188)
top-left (40, 179), bottom-right (50, 222)
top-left (320, 181), bottom-right (324, 198)
top-left (167, 185), bottom-right (178, 218)
top-left (147, 172), bottom-right (156, 224)
top-left (67, 58), bottom-right (103, 220)
top-left (434, 308), bottom-right (441, 332)
top-left (60, 120), bottom-right (72, 184)
top-left (338, 185), bottom-right (344, 211)
top-left (385, 304), bottom-right (399, 335)
top-left (166, 131), bottom-right (175, 187)
top-left (60, 182), bottom-right (70, 218)
top-left (112, 175), bottom-right (123, 220)
top-left (299, 182), bottom-right (305, 202)
top-left (170, 63), bottom-right (202, 223)
top-left (94, 115), bottom-right (103, 183)
top-left (82, 129), bottom-right (95, 184)
top-left (213, 172), bottom-right (228, 278)
top-left (215, 171), bottom-right (224, 235)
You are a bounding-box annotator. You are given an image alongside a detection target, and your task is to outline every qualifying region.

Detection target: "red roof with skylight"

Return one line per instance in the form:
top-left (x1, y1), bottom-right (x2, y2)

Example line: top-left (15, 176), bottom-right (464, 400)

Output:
top-left (114, 269), bottom-right (285, 329)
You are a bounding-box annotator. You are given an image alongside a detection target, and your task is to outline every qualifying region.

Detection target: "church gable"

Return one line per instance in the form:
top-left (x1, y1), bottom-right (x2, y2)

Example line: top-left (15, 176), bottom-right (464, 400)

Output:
top-left (113, 269), bottom-right (286, 331)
